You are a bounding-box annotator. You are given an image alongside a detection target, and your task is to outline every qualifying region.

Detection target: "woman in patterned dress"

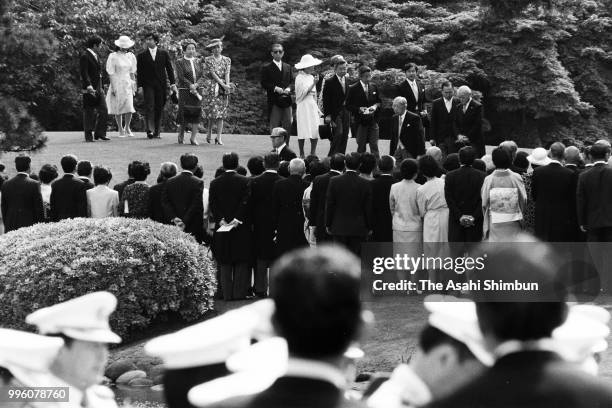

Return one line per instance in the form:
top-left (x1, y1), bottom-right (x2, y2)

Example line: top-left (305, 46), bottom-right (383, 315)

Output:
top-left (201, 38), bottom-right (232, 145)
top-left (120, 162), bottom-right (151, 219)
top-left (175, 40), bottom-right (204, 145)
top-left (106, 35), bottom-right (137, 137)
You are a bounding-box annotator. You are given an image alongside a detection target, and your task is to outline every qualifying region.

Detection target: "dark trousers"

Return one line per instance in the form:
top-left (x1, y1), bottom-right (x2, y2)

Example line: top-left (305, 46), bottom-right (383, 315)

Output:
top-left (586, 227), bottom-right (612, 242)
top-left (143, 85), bottom-right (166, 135)
top-left (448, 221), bottom-right (482, 243)
top-left (219, 262), bottom-right (250, 300)
top-left (83, 91), bottom-right (108, 141)
top-left (356, 122), bottom-right (380, 158)
top-left (269, 105), bottom-right (292, 144)
top-left (328, 109), bottom-right (350, 156)
top-left (254, 259), bottom-right (271, 296)
top-left (315, 225), bottom-right (332, 244)
top-left (333, 235), bottom-right (365, 256)
top-left (586, 227), bottom-right (612, 293)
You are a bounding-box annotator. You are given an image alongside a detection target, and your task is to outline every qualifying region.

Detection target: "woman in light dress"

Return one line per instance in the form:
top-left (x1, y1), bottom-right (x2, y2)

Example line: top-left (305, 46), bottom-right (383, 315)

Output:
top-left (294, 54), bottom-right (322, 158)
top-left (416, 155), bottom-right (449, 286)
top-left (106, 35), bottom-right (137, 137)
top-left (87, 166), bottom-right (119, 218)
top-left (481, 147), bottom-right (527, 242)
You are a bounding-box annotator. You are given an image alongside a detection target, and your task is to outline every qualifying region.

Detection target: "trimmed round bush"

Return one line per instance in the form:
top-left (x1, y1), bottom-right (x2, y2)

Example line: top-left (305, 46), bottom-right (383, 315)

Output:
top-left (0, 218), bottom-right (216, 341)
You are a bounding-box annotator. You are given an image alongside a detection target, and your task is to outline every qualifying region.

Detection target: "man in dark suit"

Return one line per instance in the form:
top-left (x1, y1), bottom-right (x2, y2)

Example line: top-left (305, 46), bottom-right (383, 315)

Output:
top-left (389, 96), bottom-right (425, 160)
top-left (270, 128), bottom-right (297, 162)
top-left (250, 153), bottom-right (282, 298)
top-left (208, 153), bottom-right (252, 300)
top-left (113, 161), bottom-right (137, 201)
top-left (0, 155), bottom-right (43, 232)
top-left (309, 154), bottom-right (344, 244)
top-left (444, 146), bottom-right (486, 243)
top-left (430, 81), bottom-right (460, 156)
top-left (428, 243), bottom-right (612, 408)
top-left (261, 43), bottom-right (294, 143)
top-left (322, 55), bottom-right (350, 155)
top-left (455, 85), bottom-right (484, 158)
top-left (345, 66), bottom-right (382, 158)
top-left (76, 160), bottom-right (94, 190)
top-left (272, 159), bottom-right (309, 257)
top-left (199, 246), bottom-right (366, 408)
top-left (136, 33), bottom-right (177, 139)
top-left (79, 36), bottom-right (109, 142)
top-left (369, 156), bottom-right (395, 242)
top-left (148, 162), bottom-right (177, 224)
top-left (325, 152), bottom-right (372, 255)
top-left (531, 142), bottom-right (577, 242)
top-left (396, 62), bottom-right (428, 121)
top-left (162, 153), bottom-right (204, 242)
top-left (49, 154), bottom-right (87, 221)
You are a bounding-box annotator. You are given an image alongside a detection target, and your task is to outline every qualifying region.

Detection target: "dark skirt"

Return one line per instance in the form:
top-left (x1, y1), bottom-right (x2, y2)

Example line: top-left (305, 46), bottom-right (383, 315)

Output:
top-left (178, 88), bottom-right (202, 124)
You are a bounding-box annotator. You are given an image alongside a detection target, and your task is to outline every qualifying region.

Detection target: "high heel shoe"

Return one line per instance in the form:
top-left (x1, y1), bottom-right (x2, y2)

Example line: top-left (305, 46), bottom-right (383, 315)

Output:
top-left (206, 137), bottom-right (211, 144)
top-left (190, 140), bottom-right (199, 146)
top-left (215, 139), bottom-right (223, 145)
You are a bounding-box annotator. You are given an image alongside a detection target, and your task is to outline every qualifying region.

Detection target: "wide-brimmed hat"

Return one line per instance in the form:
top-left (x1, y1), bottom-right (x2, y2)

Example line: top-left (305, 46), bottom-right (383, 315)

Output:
top-left (206, 38), bottom-right (223, 49)
top-left (114, 35), bottom-right (135, 49)
top-left (295, 54), bottom-right (322, 70)
top-left (527, 147), bottom-right (551, 166)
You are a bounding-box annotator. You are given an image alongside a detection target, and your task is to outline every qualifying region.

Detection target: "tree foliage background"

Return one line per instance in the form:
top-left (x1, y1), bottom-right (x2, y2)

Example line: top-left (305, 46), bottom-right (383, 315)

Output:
top-left (2, 0), bottom-right (611, 147)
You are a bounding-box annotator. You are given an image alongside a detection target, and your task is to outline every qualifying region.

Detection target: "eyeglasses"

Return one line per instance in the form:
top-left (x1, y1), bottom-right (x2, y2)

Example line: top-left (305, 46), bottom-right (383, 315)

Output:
top-left (272, 50), bottom-right (284, 54)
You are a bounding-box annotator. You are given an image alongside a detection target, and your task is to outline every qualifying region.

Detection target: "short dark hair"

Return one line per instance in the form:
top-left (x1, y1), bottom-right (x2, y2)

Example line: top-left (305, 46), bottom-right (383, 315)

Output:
top-left (458, 146), bottom-right (476, 166)
top-left (418, 155), bottom-right (439, 178)
top-left (222, 152), bottom-right (239, 170)
top-left (264, 153), bottom-right (280, 170)
top-left (491, 147), bottom-right (511, 169)
top-left (419, 325), bottom-right (475, 362)
top-left (513, 151), bottom-right (529, 170)
top-left (193, 164), bottom-right (204, 179)
top-left (304, 155), bottom-right (319, 175)
top-left (236, 165), bottom-right (247, 176)
top-left (378, 155), bottom-right (395, 173)
top-left (345, 152), bottom-right (362, 171)
top-left (86, 36), bottom-right (102, 48)
top-left (278, 161), bottom-right (290, 177)
top-left (15, 155), bottom-right (31, 172)
top-left (329, 154), bottom-right (345, 171)
top-left (473, 158), bottom-right (486, 172)
top-left (77, 160), bottom-right (92, 177)
top-left (358, 66), bottom-right (371, 76)
top-left (270, 43), bottom-right (283, 52)
top-left (440, 80), bottom-right (453, 90)
top-left (93, 166), bottom-right (112, 185)
top-left (39, 164), bottom-right (58, 184)
top-left (132, 162), bottom-right (149, 181)
top-left (400, 158), bottom-right (418, 180)
top-left (474, 242), bottom-right (567, 342)
top-left (180, 153), bottom-right (198, 171)
top-left (443, 153), bottom-right (460, 172)
top-left (590, 144), bottom-right (610, 160)
top-left (309, 161), bottom-right (328, 178)
top-left (247, 156), bottom-right (265, 176)
top-left (214, 166), bottom-right (225, 178)
top-left (359, 153), bottom-right (376, 174)
top-left (144, 32), bottom-right (159, 43)
top-left (271, 245), bottom-right (362, 359)
top-left (404, 62), bottom-right (418, 72)
top-left (60, 155), bottom-right (78, 173)
top-left (181, 40), bottom-right (196, 52)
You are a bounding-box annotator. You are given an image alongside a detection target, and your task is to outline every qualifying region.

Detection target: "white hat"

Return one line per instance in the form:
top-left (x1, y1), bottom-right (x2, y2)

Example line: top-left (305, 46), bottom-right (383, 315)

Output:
top-left (25, 291), bottom-right (121, 344)
top-left (114, 35), bottom-right (135, 49)
top-left (527, 147), bottom-right (551, 166)
top-left (553, 304), bottom-right (610, 360)
top-left (295, 54), bottom-right (322, 70)
top-left (423, 295), bottom-right (494, 366)
top-left (0, 329), bottom-right (64, 373)
top-left (145, 308), bottom-right (258, 369)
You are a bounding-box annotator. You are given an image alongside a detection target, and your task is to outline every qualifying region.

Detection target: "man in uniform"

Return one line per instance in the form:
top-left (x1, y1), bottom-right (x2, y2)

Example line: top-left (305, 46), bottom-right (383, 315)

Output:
top-left (25, 291), bottom-right (121, 408)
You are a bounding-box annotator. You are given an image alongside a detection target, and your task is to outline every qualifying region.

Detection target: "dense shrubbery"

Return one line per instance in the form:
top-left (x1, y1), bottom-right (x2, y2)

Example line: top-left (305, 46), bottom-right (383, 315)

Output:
top-left (0, 218), bottom-right (216, 341)
top-left (2, 0), bottom-right (611, 146)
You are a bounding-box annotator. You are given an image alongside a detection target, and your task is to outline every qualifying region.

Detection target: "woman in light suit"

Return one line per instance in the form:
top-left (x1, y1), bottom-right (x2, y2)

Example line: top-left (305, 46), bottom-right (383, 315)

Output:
top-left (294, 54), bottom-right (323, 158)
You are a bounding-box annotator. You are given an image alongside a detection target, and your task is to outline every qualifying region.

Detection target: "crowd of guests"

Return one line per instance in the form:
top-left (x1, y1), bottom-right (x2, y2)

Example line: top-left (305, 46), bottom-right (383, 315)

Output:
top-left (2, 243), bottom-right (612, 408)
top-left (2, 133), bottom-right (612, 298)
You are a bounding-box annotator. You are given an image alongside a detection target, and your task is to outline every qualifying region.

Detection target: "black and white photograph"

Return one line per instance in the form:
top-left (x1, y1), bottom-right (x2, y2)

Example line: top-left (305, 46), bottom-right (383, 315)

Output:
top-left (1, 0), bottom-right (612, 407)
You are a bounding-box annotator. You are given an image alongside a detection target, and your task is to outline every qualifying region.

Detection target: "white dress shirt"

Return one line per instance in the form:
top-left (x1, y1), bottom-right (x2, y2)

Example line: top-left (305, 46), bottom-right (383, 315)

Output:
top-left (87, 185), bottom-right (119, 218)
top-left (407, 79), bottom-right (419, 102)
top-left (149, 47), bottom-right (157, 61)
top-left (276, 143), bottom-right (287, 155)
top-left (360, 81), bottom-right (369, 95)
top-left (337, 74), bottom-right (346, 93)
top-left (273, 60), bottom-right (282, 71)
top-left (444, 97), bottom-right (454, 113)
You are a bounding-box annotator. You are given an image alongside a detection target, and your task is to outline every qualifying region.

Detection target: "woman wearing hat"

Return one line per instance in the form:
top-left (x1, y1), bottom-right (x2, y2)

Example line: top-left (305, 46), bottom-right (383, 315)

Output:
top-left (201, 38), bottom-right (232, 145)
top-left (106, 35), bottom-right (137, 137)
top-left (175, 39), bottom-right (204, 145)
top-left (294, 54), bottom-right (322, 157)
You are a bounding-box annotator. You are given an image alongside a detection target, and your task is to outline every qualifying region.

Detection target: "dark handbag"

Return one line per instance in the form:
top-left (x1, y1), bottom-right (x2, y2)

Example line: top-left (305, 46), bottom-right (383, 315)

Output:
top-left (82, 91), bottom-right (100, 107)
top-left (275, 93), bottom-right (293, 109)
top-left (319, 123), bottom-right (334, 140)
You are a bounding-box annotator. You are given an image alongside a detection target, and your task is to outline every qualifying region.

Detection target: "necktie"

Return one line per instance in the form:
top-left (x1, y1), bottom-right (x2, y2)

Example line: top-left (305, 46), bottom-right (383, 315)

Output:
top-left (410, 81), bottom-right (418, 101)
top-left (398, 115), bottom-right (403, 138)
top-left (364, 84), bottom-right (368, 95)
top-left (463, 103), bottom-right (468, 113)
top-left (340, 77), bottom-right (345, 93)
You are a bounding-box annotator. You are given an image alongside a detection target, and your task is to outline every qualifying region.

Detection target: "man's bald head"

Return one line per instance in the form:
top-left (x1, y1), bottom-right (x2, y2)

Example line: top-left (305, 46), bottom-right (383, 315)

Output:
top-left (549, 142), bottom-right (566, 162)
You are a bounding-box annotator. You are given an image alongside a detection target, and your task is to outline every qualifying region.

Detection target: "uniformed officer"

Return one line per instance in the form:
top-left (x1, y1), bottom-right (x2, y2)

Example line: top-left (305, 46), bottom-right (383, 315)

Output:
top-left (25, 291), bottom-right (121, 408)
